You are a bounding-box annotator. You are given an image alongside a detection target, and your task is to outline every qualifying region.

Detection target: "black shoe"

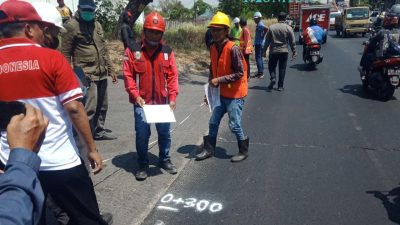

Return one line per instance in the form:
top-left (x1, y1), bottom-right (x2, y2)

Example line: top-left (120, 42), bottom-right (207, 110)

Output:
top-left (135, 164), bottom-right (148, 181)
top-left (104, 128), bottom-right (113, 133)
top-left (94, 132), bottom-right (117, 140)
top-left (100, 212), bottom-right (113, 225)
top-left (277, 87), bottom-right (284, 91)
top-left (158, 160), bottom-right (178, 174)
top-left (268, 80), bottom-right (276, 90)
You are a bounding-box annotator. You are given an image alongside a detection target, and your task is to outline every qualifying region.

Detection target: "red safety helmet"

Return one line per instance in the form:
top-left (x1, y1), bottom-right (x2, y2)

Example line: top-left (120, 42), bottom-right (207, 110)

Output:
top-left (144, 12), bottom-right (165, 32)
top-left (383, 14), bottom-right (399, 29)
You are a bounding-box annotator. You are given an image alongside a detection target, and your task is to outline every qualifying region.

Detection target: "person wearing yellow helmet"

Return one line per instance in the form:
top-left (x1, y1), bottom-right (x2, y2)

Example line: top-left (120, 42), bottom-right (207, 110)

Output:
top-left (196, 12), bottom-right (250, 163)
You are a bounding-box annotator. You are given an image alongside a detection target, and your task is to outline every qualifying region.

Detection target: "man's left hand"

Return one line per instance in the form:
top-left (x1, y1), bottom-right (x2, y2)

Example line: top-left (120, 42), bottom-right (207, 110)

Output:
top-left (169, 101), bottom-right (176, 111)
top-left (210, 78), bottom-right (219, 87)
top-left (111, 74), bottom-right (118, 84)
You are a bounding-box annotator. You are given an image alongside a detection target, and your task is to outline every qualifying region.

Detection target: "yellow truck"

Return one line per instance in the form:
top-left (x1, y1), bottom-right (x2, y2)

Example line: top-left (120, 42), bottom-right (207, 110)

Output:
top-left (335, 7), bottom-right (371, 38)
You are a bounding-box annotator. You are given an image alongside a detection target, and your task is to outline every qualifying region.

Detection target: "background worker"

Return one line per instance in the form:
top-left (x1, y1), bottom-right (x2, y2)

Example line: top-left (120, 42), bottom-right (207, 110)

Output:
top-left (263, 12), bottom-right (296, 91)
top-left (56, 0), bottom-right (73, 23)
top-left (253, 11), bottom-right (268, 78)
top-left (121, 10), bottom-right (135, 50)
top-left (230, 17), bottom-right (241, 46)
top-left (239, 18), bottom-right (252, 79)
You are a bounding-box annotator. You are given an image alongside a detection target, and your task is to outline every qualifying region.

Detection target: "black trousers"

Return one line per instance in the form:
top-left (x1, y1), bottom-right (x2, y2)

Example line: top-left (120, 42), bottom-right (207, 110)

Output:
top-left (37, 163), bottom-right (107, 225)
top-left (244, 54), bottom-right (250, 79)
top-left (268, 53), bottom-right (289, 87)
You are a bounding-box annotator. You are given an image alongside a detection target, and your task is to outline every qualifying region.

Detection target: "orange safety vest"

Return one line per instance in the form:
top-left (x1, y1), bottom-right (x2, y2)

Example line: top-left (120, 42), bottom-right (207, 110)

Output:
top-left (240, 27), bottom-right (253, 54)
top-left (210, 41), bottom-right (248, 99)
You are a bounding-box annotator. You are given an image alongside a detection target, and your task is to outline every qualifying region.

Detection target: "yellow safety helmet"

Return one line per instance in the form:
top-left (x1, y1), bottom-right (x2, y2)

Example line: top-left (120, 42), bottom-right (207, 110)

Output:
top-left (208, 11), bottom-right (230, 28)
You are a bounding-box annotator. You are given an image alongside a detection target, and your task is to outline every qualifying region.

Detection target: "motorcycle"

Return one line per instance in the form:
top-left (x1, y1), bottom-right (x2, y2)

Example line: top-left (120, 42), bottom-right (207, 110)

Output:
top-left (303, 43), bottom-right (323, 69)
top-left (359, 42), bottom-right (400, 101)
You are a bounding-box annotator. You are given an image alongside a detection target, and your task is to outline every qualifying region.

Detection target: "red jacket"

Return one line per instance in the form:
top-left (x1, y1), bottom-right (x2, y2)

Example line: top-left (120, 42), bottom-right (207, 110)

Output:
top-left (123, 43), bottom-right (179, 105)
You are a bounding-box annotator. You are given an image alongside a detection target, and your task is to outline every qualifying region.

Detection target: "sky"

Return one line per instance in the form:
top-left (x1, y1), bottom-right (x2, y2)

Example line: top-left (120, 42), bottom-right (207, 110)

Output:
top-left (0, 0), bottom-right (220, 13)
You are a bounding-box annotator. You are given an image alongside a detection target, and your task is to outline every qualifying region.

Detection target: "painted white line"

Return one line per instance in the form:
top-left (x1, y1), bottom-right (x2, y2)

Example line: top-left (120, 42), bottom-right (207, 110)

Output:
top-left (103, 158), bottom-right (112, 163)
top-left (179, 115), bottom-right (191, 125)
top-left (157, 206), bottom-right (179, 212)
top-left (149, 140), bottom-right (158, 145)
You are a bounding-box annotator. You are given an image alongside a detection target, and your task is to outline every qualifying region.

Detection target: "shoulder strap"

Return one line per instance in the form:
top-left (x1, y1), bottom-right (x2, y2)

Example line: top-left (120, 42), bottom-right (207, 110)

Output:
top-left (129, 42), bottom-right (141, 52)
top-left (161, 44), bottom-right (172, 61)
top-left (161, 45), bottom-right (172, 54)
top-left (128, 42), bottom-right (142, 60)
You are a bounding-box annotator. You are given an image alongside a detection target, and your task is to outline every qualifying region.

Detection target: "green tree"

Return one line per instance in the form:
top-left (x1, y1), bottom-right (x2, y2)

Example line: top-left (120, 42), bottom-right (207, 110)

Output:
top-left (95, 0), bottom-right (125, 37)
top-left (159, 0), bottom-right (192, 20)
top-left (193, 0), bottom-right (213, 16)
top-left (218, 0), bottom-right (288, 19)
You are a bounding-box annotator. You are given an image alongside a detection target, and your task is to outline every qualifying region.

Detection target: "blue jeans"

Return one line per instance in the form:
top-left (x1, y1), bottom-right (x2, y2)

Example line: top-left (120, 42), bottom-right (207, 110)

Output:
top-left (208, 97), bottom-right (246, 141)
top-left (134, 106), bottom-right (171, 165)
top-left (254, 44), bottom-right (264, 76)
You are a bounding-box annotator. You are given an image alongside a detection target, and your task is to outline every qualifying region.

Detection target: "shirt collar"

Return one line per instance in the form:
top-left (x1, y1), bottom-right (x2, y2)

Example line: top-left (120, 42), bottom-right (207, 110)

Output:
top-left (0, 38), bottom-right (41, 49)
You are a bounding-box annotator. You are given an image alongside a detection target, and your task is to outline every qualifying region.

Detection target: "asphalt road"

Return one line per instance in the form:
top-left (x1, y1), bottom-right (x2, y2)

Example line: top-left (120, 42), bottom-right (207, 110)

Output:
top-left (141, 32), bottom-right (400, 225)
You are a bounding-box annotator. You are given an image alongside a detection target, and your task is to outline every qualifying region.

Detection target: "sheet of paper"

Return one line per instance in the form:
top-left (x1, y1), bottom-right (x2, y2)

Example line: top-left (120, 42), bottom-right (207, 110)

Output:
top-left (204, 83), bottom-right (220, 112)
top-left (143, 105), bottom-right (176, 123)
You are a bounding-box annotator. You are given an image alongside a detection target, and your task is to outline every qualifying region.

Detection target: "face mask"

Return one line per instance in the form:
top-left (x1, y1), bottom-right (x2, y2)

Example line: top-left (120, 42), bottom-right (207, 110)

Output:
top-left (145, 39), bottom-right (159, 47)
top-left (81, 11), bottom-right (95, 22)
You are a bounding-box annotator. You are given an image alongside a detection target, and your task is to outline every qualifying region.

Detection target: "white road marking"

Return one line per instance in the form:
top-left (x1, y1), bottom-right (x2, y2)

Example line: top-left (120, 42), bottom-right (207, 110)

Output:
top-left (157, 205), bottom-right (179, 212)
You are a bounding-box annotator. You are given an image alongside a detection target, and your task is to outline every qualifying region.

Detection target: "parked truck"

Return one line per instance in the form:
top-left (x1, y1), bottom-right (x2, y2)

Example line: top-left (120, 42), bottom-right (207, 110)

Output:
top-left (335, 7), bottom-right (370, 38)
top-left (299, 5), bottom-right (330, 44)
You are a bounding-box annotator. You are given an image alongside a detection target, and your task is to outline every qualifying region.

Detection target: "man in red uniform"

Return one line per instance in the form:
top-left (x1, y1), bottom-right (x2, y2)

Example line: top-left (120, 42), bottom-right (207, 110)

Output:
top-left (123, 12), bottom-right (179, 181)
top-left (0, 1), bottom-right (109, 224)
top-left (195, 12), bottom-right (249, 163)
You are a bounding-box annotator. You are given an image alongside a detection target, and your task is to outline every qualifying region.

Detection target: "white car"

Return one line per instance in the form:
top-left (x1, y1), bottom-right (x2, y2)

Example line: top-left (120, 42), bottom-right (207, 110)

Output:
top-left (330, 12), bottom-right (341, 30)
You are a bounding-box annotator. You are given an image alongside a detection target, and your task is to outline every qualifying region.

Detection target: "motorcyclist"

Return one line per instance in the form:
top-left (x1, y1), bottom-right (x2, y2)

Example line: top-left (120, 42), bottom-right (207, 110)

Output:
top-left (302, 18), bottom-right (326, 58)
top-left (373, 11), bottom-right (386, 29)
top-left (359, 14), bottom-right (400, 74)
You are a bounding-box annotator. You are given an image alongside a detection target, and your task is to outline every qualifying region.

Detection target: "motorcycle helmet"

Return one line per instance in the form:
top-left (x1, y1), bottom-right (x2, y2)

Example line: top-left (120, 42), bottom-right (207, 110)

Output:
top-left (383, 14), bottom-right (399, 29)
top-left (309, 18), bottom-right (317, 26)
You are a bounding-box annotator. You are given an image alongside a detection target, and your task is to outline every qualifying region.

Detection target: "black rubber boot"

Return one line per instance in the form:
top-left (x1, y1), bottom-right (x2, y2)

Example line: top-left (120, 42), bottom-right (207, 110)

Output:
top-left (195, 135), bottom-right (216, 161)
top-left (231, 137), bottom-right (249, 162)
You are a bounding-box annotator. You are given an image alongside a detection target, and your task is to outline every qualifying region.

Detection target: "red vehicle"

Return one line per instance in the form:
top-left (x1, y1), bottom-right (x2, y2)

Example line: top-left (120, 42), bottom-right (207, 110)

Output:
top-left (359, 42), bottom-right (400, 101)
top-left (299, 5), bottom-right (330, 44)
top-left (287, 2), bottom-right (308, 31)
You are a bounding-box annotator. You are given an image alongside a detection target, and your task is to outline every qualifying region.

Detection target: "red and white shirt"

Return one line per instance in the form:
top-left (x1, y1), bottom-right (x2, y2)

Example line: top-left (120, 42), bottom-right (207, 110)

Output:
top-left (0, 38), bottom-right (83, 171)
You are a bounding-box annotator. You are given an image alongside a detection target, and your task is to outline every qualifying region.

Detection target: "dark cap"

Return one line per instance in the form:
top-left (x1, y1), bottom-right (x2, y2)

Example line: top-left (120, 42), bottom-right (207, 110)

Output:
top-left (79, 0), bottom-right (96, 11)
top-left (277, 12), bottom-right (287, 21)
top-left (0, 0), bottom-right (42, 25)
